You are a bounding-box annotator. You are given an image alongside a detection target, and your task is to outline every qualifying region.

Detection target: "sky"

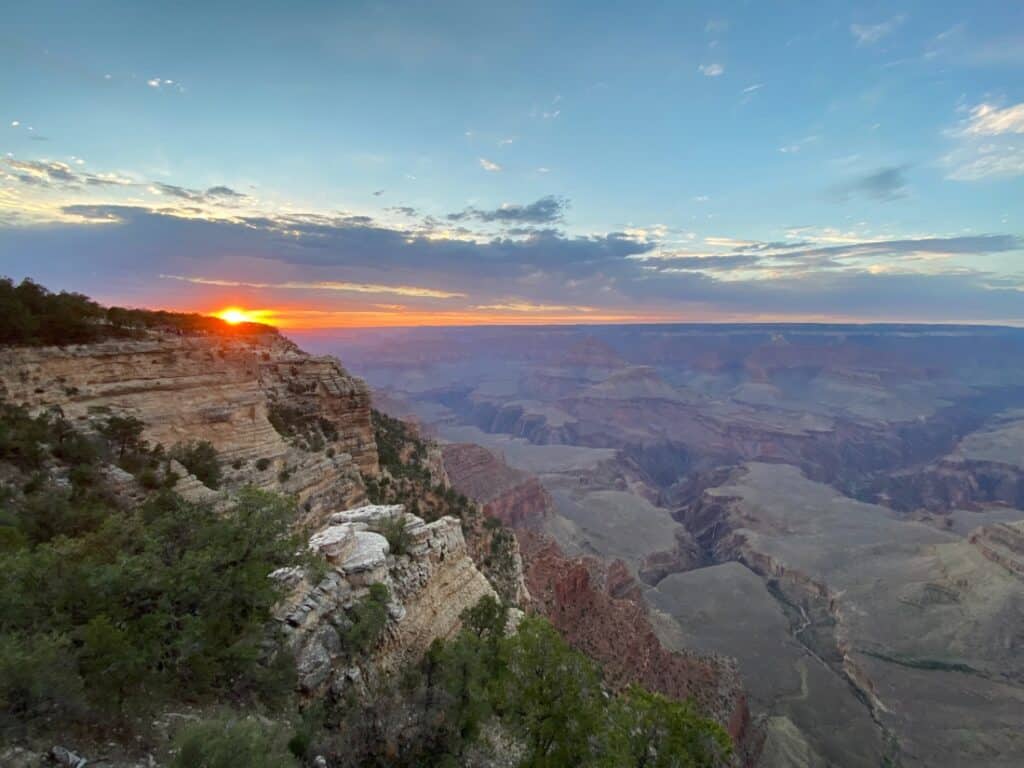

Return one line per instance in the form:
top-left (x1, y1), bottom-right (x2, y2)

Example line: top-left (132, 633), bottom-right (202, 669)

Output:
top-left (1, 0), bottom-right (1022, 327)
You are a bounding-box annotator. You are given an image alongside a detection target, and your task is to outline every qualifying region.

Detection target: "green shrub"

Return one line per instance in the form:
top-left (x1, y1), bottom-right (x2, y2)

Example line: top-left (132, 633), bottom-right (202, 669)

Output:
top-left (171, 441), bottom-right (222, 489)
top-left (0, 403), bottom-right (51, 470)
top-left (379, 515), bottom-right (412, 556)
top-left (256, 457), bottom-right (271, 471)
top-left (137, 467), bottom-right (161, 489)
top-left (171, 715), bottom-right (299, 768)
top-left (0, 488), bottom-right (299, 724)
top-left (98, 415), bottom-right (146, 458)
top-left (346, 583), bottom-right (390, 654)
top-left (0, 633), bottom-right (86, 728)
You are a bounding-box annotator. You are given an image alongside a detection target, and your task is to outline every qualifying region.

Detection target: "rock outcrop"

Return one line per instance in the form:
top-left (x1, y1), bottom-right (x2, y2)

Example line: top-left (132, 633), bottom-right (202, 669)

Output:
top-left (0, 332), bottom-right (377, 525)
top-left (441, 443), bottom-right (553, 527)
top-left (969, 521), bottom-right (1024, 577)
top-left (277, 503), bottom-right (497, 696)
top-left (516, 532), bottom-right (756, 757)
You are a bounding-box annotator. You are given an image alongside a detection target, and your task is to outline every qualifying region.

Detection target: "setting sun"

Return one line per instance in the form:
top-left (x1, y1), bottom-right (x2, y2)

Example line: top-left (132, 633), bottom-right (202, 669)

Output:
top-left (216, 307), bottom-right (254, 325)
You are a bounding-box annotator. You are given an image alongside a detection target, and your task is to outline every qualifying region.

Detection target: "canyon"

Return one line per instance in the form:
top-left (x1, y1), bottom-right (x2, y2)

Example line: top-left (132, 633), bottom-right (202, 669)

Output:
top-left (313, 323), bottom-right (1024, 767)
top-left (0, 324), bottom-right (753, 765)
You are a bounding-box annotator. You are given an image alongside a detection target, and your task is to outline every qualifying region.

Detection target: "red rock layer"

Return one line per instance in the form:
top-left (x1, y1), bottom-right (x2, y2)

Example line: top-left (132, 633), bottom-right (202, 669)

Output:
top-left (441, 443), bottom-right (553, 527)
top-left (517, 531), bottom-right (758, 759)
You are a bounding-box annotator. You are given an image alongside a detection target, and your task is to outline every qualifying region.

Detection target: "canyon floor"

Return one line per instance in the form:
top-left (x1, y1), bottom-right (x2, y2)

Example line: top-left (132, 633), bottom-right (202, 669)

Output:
top-left (309, 324), bottom-right (1024, 768)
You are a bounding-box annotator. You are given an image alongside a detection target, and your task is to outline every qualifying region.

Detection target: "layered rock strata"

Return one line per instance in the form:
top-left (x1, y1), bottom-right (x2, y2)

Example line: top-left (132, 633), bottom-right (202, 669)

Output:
top-left (277, 503), bottom-right (497, 696)
top-left (0, 332), bottom-right (377, 524)
top-left (441, 442), bottom-right (553, 527)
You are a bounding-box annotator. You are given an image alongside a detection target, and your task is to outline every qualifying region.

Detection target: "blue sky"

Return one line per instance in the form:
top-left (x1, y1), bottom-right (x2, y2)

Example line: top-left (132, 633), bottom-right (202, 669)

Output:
top-left (1, 0), bottom-right (1022, 326)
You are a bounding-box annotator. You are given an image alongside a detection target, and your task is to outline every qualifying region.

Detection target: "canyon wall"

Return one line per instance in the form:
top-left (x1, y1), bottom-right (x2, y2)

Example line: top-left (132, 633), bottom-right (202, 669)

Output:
top-left (276, 504), bottom-right (497, 697)
top-left (0, 332), bottom-right (377, 524)
top-left (441, 442), bottom-right (553, 527)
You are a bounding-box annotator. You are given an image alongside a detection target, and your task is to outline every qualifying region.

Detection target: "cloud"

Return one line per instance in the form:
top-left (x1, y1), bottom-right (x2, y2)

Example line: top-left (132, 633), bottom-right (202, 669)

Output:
top-left (10, 121), bottom-right (19, 128)
top-left (478, 157), bottom-right (502, 172)
top-left (945, 102), bottom-right (1024, 181)
top-left (2, 158), bottom-right (133, 188)
top-left (741, 83), bottom-right (763, 94)
top-left (960, 103), bottom-right (1024, 136)
top-left (447, 196), bottom-right (567, 225)
top-left (829, 165), bottom-right (909, 201)
top-left (205, 185), bottom-right (246, 200)
top-left (4, 199), bottom-right (1022, 324)
top-left (499, 137), bottom-right (516, 146)
top-left (778, 135), bottom-right (818, 154)
top-left (632, 253), bottom-right (761, 270)
top-left (472, 301), bottom-right (595, 313)
top-left (149, 182), bottom-right (249, 204)
top-left (536, 167), bottom-right (551, 174)
top-left (698, 63), bottom-right (724, 77)
top-left (850, 16), bottom-right (906, 46)
top-left (146, 77), bottom-right (183, 91)
top-left (946, 145), bottom-right (1024, 181)
top-left (373, 189), bottom-right (384, 196)
top-left (159, 274), bottom-right (465, 299)
top-left (56, 204), bottom-right (656, 283)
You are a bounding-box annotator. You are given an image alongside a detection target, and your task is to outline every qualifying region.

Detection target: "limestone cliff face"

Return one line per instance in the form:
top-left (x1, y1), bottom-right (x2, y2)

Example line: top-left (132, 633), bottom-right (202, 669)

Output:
top-left (276, 504), bottom-right (497, 697)
top-left (0, 332), bottom-right (377, 524)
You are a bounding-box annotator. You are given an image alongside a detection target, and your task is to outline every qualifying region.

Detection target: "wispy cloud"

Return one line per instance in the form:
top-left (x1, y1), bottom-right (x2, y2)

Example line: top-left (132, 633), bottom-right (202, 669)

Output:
top-left (698, 63), bottom-right (724, 77)
top-left (149, 182), bottom-right (249, 204)
top-left (850, 15), bottom-right (906, 46)
top-left (448, 196), bottom-right (567, 225)
top-left (946, 145), bottom-right (1024, 181)
top-left (472, 301), bottom-right (596, 313)
top-left (778, 135), bottom-right (818, 154)
top-left (829, 165), bottom-right (909, 202)
top-left (959, 102), bottom-right (1024, 136)
top-left (159, 274), bottom-right (465, 299)
top-left (2, 157), bottom-right (133, 188)
top-left (945, 102), bottom-right (1024, 180)
top-left (478, 157), bottom-right (502, 172)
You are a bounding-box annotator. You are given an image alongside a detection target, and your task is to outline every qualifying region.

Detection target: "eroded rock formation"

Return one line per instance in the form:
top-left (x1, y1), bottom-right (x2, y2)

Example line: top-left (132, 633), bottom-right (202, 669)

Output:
top-left (441, 442), bottom-right (553, 527)
top-left (516, 531), bottom-right (757, 760)
top-left (0, 332), bottom-right (377, 524)
top-left (276, 503), bottom-right (497, 696)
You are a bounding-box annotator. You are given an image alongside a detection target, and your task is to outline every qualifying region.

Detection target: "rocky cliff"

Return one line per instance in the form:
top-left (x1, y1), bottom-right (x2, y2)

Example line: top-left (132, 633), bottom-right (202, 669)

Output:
top-left (0, 332), bottom-right (377, 525)
top-left (276, 503), bottom-right (497, 697)
top-left (441, 442), bottom-right (553, 527)
top-left (969, 520), bottom-right (1024, 577)
top-left (516, 532), bottom-right (756, 758)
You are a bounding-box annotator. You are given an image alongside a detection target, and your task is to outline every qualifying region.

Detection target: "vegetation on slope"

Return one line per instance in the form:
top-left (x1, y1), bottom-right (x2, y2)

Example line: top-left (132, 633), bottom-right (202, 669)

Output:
top-left (365, 408), bottom-right (477, 525)
top-left (0, 403), bottom-right (298, 741)
top-left (306, 595), bottom-right (732, 767)
top-left (0, 276), bottom-right (275, 346)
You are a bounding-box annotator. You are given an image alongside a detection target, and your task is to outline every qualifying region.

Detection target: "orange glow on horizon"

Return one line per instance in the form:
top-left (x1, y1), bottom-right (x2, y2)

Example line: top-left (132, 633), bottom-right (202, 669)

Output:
top-left (193, 304), bottom-right (1024, 331)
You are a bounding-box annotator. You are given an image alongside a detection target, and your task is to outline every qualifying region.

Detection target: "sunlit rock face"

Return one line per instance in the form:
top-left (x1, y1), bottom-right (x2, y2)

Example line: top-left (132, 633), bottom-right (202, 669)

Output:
top-left (0, 331), bottom-right (378, 525)
top-left (278, 503), bottom-right (497, 696)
